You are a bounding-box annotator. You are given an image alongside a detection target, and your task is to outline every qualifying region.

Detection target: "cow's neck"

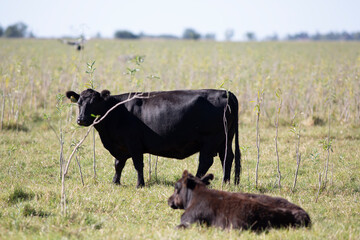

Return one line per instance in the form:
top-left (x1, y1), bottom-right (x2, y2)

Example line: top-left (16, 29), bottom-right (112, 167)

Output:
top-left (93, 98), bottom-right (127, 134)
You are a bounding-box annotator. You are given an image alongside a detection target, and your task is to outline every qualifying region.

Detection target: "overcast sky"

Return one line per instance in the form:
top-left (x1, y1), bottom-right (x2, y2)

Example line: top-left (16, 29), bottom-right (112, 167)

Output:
top-left (1, 0), bottom-right (359, 40)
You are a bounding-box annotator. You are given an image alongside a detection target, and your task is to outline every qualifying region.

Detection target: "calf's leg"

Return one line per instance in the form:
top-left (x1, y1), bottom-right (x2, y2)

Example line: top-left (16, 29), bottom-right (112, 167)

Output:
top-left (178, 210), bottom-right (198, 229)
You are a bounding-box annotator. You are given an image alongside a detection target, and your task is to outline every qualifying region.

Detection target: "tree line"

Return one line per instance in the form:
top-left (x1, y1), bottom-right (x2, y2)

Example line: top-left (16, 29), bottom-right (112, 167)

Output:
top-left (0, 22), bottom-right (34, 38)
top-left (1, 22), bottom-right (360, 41)
top-left (114, 28), bottom-right (210, 40)
top-left (286, 31), bottom-right (360, 41)
top-left (106, 29), bottom-right (360, 41)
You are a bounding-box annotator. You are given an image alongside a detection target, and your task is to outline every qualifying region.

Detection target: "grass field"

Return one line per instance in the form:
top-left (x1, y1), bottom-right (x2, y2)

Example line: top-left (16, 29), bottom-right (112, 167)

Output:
top-left (0, 39), bottom-right (359, 239)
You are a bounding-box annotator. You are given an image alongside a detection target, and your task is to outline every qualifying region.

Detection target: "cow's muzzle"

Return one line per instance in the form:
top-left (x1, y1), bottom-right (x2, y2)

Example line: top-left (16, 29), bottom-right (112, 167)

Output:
top-left (77, 117), bottom-right (92, 126)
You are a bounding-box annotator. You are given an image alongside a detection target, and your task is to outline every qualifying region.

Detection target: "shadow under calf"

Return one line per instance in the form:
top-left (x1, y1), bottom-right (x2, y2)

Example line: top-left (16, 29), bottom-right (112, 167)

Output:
top-left (168, 170), bottom-right (311, 231)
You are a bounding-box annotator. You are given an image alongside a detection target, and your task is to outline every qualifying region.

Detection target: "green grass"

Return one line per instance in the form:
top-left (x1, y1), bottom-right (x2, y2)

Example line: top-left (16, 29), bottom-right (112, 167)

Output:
top-left (0, 39), bottom-right (359, 239)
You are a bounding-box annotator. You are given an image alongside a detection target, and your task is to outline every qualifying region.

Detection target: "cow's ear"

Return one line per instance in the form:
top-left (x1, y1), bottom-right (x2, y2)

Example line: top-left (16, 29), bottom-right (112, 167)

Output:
top-left (101, 90), bottom-right (111, 100)
top-left (66, 91), bottom-right (79, 103)
top-left (201, 174), bottom-right (214, 185)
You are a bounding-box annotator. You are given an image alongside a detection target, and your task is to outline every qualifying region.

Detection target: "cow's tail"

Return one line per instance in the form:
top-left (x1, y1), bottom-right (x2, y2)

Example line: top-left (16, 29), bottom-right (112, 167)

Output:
top-left (234, 96), bottom-right (241, 185)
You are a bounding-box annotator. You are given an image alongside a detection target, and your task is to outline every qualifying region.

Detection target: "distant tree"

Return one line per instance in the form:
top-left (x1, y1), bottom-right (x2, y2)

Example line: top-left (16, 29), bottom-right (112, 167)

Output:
top-left (324, 32), bottom-right (336, 41)
top-left (287, 32), bottom-right (309, 41)
top-left (340, 31), bottom-right (352, 41)
top-left (114, 30), bottom-right (139, 39)
top-left (312, 32), bottom-right (322, 41)
top-left (183, 28), bottom-right (201, 40)
top-left (4, 22), bottom-right (28, 38)
top-left (245, 32), bottom-right (256, 41)
top-left (157, 34), bottom-right (179, 39)
top-left (28, 31), bottom-right (35, 38)
top-left (265, 33), bottom-right (278, 41)
top-left (353, 32), bottom-right (360, 41)
top-left (94, 32), bottom-right (102, 39)
top-left (0, 25), bottom-right (3, 37)
top-left (225, 29), bottom-right (234, 41)
top-left (204, 33), bottom-right (216, 40)
top-left (138, 32), bottom-right (146, 38)
top-left (310, 31), bottom-right (360, 41)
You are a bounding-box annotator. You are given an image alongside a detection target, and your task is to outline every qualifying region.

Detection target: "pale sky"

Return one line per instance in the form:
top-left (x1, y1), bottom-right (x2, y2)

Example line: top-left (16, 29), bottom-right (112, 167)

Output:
top-left (1, 0), bottom-right (359, 40)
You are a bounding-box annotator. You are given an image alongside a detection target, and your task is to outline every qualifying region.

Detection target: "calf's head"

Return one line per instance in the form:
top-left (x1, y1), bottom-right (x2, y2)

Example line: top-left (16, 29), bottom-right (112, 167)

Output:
top-left (168, 170), bottom-right (214, 210)
top-left (66, 89), bottom-right (110, 126)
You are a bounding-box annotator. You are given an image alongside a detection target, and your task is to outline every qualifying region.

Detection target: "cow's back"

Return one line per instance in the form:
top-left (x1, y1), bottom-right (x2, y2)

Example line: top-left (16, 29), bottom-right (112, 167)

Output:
top-left (109, 89), bottom-right (237, 158)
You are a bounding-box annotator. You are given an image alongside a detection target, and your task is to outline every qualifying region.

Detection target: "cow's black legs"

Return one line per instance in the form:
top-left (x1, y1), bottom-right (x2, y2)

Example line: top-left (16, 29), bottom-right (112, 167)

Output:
top-left (218, 147), bottom-right (234, 183)
top-left (195, 151), bottom-right (214, 178)
top-left (132, 154), bottom-right (145, 188)
top-left (113, 158), bottom-right (127, 184)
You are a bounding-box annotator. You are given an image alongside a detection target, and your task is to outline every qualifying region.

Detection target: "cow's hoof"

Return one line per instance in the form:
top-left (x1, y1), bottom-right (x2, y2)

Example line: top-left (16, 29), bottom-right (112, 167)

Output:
top-left (112, 178), bottom-right (120, 185)
top-left (234, 178), bottom-right (240, 185)
top-left (136, 183), bottom-right (145, 188)
top-left (223, 178), bottom-right (230, 184)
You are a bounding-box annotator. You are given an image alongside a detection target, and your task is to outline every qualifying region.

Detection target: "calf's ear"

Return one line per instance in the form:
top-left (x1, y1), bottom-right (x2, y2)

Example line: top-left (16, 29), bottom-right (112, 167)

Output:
top-left (101, 90), bottom-right (111, 100)
top-left (201, 174), bottom-right (214, 185)
top-left (186, 177), bottom-right (196, 190)
top-left (66, 91), bottom-right (79, 103)
top-left (182, 170), bottom-right (189, 178)
top-left (182, 170), bottom-right (196, 189)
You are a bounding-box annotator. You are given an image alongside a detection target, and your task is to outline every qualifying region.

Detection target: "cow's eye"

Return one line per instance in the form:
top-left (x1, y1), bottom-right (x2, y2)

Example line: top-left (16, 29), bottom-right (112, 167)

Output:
top-left (90, 98), bottom-right (98, 104)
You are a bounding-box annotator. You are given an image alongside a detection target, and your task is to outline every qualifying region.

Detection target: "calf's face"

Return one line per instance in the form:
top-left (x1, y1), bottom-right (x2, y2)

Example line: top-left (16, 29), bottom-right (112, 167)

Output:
top-left (66, 89), bottom-right (110, 126)
top-left (168, 170), bottom-right (214, 210)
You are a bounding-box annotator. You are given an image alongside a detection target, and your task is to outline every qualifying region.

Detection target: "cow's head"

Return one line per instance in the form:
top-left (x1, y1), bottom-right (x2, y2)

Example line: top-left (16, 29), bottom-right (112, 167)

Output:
top-left (66, 89), bottom-right (111, 126)
top-left (168, 170), bottom-right (214, 210)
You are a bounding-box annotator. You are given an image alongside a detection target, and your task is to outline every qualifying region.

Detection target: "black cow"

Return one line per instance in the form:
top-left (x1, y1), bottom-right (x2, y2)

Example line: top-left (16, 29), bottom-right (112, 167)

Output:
top-left (66, 89), bottom-right (241, 187)
top-left (168, 170), bottom-right (311, 231)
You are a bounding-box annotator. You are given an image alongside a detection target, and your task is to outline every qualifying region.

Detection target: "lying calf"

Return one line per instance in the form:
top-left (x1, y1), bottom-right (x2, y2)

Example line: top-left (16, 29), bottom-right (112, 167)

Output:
top-left (168, 170), bottom-right (311, 231)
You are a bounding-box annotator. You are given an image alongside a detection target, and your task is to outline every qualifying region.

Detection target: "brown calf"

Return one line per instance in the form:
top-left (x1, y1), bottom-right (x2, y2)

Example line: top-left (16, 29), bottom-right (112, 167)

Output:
top-left (168, 170), bottom-right (311, 231)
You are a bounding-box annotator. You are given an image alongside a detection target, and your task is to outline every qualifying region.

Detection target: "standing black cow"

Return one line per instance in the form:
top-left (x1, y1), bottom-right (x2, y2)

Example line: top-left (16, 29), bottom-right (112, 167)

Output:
top-left (66, 89), bottom-right (241, 187)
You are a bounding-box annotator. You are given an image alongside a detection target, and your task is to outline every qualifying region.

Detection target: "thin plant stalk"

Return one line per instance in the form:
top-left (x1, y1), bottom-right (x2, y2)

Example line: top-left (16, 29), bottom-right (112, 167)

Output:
top-left (59, 130), bottom-right (63, 179)
top-left (61, 167), bottom-right (66, 215)
top-left (255, 131), bottom-right (260, 189)
top-left (292, 127), bottom-right (301, 192)
top-left (76, 155), bottom-right (84, 186)
top-left (292, 152), bottom-right (301, 192)
top-left (274, 89), bottom-right (282, 189)
top-left (86, 60), bottom-right (97, 179)
top-left (1, 93), bottom-right (5, 130)
top-left (155, 156), bottom-right (158, 181)
top-left (315, 172), bottom-right (322, 203)
top-left (356, 94), bottom-right (360, 124)
top-left (323, 102), bottom-right (331, 188)
top-left (255, 90), bottom-right (263, 189)
top-left (148, 154), bottom-right (152, 182)
top-left (93, 128), bottom-right (96, 179)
